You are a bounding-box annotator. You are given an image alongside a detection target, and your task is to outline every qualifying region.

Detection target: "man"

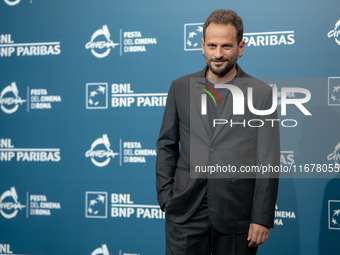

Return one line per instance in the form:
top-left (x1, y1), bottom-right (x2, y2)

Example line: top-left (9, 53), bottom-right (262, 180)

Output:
top-left (156, 9), bottom-right (280, 255)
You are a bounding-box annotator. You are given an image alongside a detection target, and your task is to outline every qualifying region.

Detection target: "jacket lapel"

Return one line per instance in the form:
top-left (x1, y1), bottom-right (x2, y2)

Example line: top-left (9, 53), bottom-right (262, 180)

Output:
top-left (190, 68), bottom-right (213, 140)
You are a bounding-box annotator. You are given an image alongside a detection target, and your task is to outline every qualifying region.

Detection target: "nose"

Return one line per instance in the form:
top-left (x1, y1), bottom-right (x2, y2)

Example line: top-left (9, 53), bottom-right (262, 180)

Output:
top-left (214, 46), bottom-right (223, 59)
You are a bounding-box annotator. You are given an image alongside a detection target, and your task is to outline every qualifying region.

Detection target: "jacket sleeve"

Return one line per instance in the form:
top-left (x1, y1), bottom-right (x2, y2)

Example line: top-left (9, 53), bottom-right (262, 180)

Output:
top-left (156, 82), bottom-right (179, 211)
top-left (250, 87), bottom-right (280, 228)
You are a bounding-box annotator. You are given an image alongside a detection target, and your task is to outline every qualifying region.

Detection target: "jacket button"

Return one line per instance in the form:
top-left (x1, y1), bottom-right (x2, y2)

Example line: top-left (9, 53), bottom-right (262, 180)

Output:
top-left (210, 148), bottom-right (215, 153)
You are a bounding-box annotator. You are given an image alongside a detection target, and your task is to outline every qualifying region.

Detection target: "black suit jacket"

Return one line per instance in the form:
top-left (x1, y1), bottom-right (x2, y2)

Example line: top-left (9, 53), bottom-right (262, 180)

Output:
top-left (156, 65), bottom-right (280, 234)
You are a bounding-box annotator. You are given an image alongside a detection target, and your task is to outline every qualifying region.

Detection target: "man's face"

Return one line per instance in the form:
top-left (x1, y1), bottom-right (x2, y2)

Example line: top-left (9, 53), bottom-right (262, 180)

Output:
top-left (202, 23), bottom-right (245, 78)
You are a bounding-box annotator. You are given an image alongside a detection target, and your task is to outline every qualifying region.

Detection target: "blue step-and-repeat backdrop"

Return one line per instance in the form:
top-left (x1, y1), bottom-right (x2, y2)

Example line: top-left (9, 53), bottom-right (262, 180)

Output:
top-left (1, 0), bottom-right (340, 254)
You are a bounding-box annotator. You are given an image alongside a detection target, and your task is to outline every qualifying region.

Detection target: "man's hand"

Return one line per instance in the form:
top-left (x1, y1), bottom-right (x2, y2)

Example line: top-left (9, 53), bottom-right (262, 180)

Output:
top-left (247, 223), bottom-right (270, 247)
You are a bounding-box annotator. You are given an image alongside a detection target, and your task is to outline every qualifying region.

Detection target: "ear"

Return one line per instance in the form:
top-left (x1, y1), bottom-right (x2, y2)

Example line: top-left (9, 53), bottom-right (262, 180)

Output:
top-left (238, 40), bottom-right (245, 57)
top-left (201, 38), bottom-right (205, 55)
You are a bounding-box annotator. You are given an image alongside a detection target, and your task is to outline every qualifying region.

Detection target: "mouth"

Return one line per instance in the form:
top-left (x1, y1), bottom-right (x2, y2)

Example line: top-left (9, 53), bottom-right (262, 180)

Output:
top-left (212, 60), bottom-right (226, 66)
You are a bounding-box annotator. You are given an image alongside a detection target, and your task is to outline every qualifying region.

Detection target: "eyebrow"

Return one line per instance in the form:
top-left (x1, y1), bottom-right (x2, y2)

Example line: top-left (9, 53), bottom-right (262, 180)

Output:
top-left (206, 42), bottom-right (234, 46)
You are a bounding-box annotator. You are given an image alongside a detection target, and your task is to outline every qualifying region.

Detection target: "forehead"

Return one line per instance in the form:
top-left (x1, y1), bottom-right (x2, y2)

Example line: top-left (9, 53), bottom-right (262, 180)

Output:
top-left (205, 23), bottom-right (237, 43)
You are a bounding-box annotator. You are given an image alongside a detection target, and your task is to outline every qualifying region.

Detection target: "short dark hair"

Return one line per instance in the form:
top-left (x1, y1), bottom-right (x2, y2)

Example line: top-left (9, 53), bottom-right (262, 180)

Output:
top-left (203, 9), bottom-right (244, 44)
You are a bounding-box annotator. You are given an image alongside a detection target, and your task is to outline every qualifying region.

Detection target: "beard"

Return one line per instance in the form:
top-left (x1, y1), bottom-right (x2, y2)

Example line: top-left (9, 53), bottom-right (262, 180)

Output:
top-left (205, 50), bottom-right (238, 77)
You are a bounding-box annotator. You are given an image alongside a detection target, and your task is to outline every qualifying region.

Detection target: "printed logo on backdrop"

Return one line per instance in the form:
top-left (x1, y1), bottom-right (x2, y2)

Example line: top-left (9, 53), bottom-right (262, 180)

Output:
top-left (328, 200), bottom-right (340, 230)
top-left (111, 83), bottom-right (167, 108)
top-left (275, 203), bottom-right (296, 226)
top-left (0, 244), bottom-right (27, 255)
top-left (86, 83), bottom-right (108, 109)
top-left (85, 192), bottom-right (164, 220)
top-left (30, 194), bottom-right (61, 216)
top-left (91, 244), bottom-right (110, 255)
top-left (327, 142), bottom-right (340, 166)
top-left (86, 192), bottom-right (108, 218)
top-left (328, 77), bottom-right (340, 106)
top-left (328, 19), bottom-right (340, 46)
top-left (85, 25), bottom-right (157, 57)
top-left (85, 25), bottom-right (119, 58)
top-left (0, 187), bottom-right (61, 218)
top-left (0, 82), bottom-right (62, 114)
top-left (123, 30), bottom-right (157, 53)
top-left (85, 135), bottom-right (119, 167)
top-left (269, 84), bottom-right (296, 106)
top-left (184, 23), bottom-right (294, 50)
top-left (85, 135), bottom-right (156, 166)
top-left (0, 187), bottom-right (25, 219)
top-left (184, 23), bottom-right (203, 51)
top-left (85, 83), bottom-right (167, 109)
top-left (0, 138), bottom-right (61, 162)
top-left (30, 88), bottom-right (62, 110)
top-left (90, 244), bottom-right (140, 255)
top-left (0, 34), bottom-right (61, 57)
top-left (281, 150), bottom-right (294, 165)
top-left (0, 82), bottom-right (26, 114)
top-left (3, 0), bottom-right (20, 6)
top-left (243, 31), bottom-right (294, 47)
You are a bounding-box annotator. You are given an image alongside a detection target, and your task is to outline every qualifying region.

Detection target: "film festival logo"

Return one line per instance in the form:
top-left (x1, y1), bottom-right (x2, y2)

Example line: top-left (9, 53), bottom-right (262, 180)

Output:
top-left (0, 187), bottom-right (26, 219)
top-left (0, 186), bottom-right (60, 218)
top-left (327, 142), bottom-right (340, 166)
top-left (328, 200), bottom-right (340, 230)
top-left (85, 25), bottom-right (119, 58)
top-left (85, 26), bottom-right (157, 57)
top-left (90, 244), bottom-right (139, 255)
top-left (3, 0), bottom-right (20, 6)
top-left (328, 77), bottom-right (340, 106)
top-left (274, 203), bottom-right (296, 226)
top-left (90, 244), bottom-right (141, 255)
top-left (86, 192), bottom-right (108, 218)
top-left (196, 82), bottom-right (311, 128)
top-left (86, 83), bottom-right (108, 109)
top-left (0, 82), bottom-right (61, 113)
top-left (328, 19), bottom-right (340, 46)
top-left (91, 244), bottom-right (110, 255)
top-left (269, 84), bottom-right (296, 106)
top-left (85, 134), bottom-right (119, 167)
top-left (0, 82), bottom-right (26, 114)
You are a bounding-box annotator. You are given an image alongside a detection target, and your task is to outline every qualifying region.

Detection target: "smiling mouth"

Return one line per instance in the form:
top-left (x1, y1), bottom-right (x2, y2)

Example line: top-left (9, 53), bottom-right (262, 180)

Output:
top-left (213, 61), bottom-right (226, 65)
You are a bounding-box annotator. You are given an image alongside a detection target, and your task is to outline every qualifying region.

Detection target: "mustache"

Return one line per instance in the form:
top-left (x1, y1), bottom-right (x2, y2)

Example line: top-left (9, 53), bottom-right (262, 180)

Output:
top-left (210, 57), bottom-right (229, 62)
